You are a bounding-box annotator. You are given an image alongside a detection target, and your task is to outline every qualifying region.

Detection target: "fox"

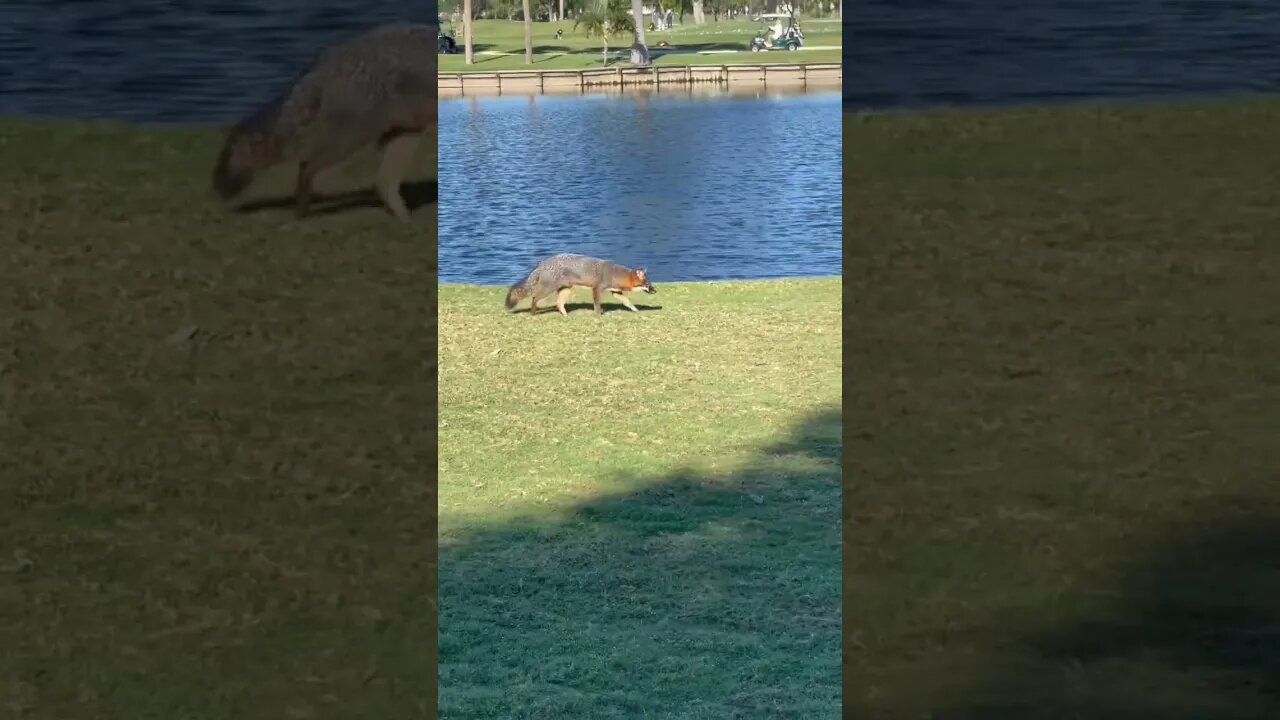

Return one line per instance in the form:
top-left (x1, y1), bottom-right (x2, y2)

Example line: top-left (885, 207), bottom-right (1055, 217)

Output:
top-left (211, 22), bottom-right (437, 221)
top-left (505, 254), bottom-right (657, 317)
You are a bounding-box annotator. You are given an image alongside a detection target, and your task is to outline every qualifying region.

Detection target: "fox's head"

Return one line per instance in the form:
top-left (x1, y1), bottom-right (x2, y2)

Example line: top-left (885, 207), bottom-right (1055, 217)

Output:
top-left (212, 109), bottom-right (280, 200)
top-left (212, 135), bottom-right (256, 200)
top-left (631, 268), bottom-right (656, 294)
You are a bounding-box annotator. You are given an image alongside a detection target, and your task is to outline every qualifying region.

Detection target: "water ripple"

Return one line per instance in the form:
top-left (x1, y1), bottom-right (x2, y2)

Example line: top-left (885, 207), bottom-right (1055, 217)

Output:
top-left (439, 91), bottom-right (842, 285)
top-left (0, 1), bottom-right (431, 122)
top-left (844, 0), bottom-right (1280, 110)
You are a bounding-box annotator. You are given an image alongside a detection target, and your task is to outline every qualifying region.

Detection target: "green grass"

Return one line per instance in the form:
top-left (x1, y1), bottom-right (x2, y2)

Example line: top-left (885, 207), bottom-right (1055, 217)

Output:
top-left (438, 279), bottom-right (841, 717)
top-left (439, 18), bottom-right (841, 72)
top-left (844, 94), bottom-right (1280, 718)
top-left (0, 119), bottom-right (437, 718)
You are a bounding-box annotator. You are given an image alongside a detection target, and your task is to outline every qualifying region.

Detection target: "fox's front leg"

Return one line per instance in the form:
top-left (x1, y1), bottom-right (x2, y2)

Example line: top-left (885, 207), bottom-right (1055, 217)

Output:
top-left (591, 285), bottom-right (603, 315)
top-left (295, 162), bottom-right (314, 218)
top-left (612, 290), bottom-right (639, 312)
top-left (376, 130), bottom-right (419, 221)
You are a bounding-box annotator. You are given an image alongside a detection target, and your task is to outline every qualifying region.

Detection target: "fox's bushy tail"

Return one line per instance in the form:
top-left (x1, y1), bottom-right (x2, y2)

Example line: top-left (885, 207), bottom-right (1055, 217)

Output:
top-left (505, 277), bottom-right (532, 310)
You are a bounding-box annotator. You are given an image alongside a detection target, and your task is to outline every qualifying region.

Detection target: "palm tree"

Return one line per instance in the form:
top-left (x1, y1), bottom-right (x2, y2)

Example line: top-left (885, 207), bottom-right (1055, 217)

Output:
top-left (463, 0), bottom-right (474, 64)
top-left (631, 0), bottom-right (646, 50)
top-left (523, 0), bottom-right (534, 64)
top-left (574, 0), bottom-right (634, 66)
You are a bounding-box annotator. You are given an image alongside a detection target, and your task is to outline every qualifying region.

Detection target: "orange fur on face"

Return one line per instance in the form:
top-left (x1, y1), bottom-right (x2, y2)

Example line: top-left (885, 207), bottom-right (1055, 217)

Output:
top-left (627, 268), bottom-right (656, 294)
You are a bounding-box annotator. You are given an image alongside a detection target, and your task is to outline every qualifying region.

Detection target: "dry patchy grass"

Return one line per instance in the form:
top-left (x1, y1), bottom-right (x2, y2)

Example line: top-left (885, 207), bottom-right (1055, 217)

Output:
top-left (844, 95), bottom-right (1280, 718)
top-left (0, 119), bottom-right (437, 719)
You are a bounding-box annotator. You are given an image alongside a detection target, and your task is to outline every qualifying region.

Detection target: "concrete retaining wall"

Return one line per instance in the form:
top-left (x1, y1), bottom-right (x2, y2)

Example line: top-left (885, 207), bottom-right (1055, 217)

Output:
top-left (438, 63), bottom-right (841, 97)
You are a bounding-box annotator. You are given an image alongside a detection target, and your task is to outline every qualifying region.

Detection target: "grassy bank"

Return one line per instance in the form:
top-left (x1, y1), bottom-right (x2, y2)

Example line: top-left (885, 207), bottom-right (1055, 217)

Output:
top-left (439, 18), bottom-right (841, 72)
top-left (0, 119), bottom-right (437, 717)
top-left (438, 279), bottom-right (841, 717)
top-left (844, 95), bottom-right (1280, 718)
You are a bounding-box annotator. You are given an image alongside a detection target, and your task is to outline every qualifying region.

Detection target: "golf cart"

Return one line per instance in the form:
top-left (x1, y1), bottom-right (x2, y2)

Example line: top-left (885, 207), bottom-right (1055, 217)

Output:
top-left (749, 11), bottom-right (804, 52)
top-left (438, 17), bottom-right (459, 54)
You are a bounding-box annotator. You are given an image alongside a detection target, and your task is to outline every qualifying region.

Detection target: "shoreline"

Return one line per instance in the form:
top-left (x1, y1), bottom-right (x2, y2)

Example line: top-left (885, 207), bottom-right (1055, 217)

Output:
top-left (439, 62), bottom-right (841, 97)
top-left (454, 45), bottom-right (841, 60)
top-left (844, 87), bottom-right (1280, 116)
top-left (438, 276), bottom-right (842, 289)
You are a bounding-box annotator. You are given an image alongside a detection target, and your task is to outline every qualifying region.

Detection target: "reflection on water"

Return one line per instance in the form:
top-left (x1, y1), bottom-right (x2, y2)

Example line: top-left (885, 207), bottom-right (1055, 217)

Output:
top-left (439, 88), bottom-right (841, 285)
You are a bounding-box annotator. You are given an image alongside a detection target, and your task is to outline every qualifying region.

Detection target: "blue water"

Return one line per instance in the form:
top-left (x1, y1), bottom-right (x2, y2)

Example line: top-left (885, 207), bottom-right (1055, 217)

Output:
top-left (844, 0), bottom-right (1280, 110)
top-left (4, 1), bottom-right (1279, 120)
top-left (438, 89), bottom-right (842, 284)
top-left (0, 1), bottom-right (433, 122)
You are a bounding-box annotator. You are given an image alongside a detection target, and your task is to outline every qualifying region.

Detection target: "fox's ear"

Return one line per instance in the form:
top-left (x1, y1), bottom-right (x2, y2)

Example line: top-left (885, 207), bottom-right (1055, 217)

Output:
top-left (636, 267), bottom-right (647, 275)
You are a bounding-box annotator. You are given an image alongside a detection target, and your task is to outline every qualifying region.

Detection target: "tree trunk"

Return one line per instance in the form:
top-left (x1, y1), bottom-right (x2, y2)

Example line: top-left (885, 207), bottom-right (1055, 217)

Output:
top-left (631, 0), bottom-right (647, 47)
top-left (560, 0), bottom-right (566, 23)
top-left (523, 0), bottom-right (534, 64)
top-left (463, 0), bottom-right (474, 64)
top-left (692, 0), bottom-right (705, 25)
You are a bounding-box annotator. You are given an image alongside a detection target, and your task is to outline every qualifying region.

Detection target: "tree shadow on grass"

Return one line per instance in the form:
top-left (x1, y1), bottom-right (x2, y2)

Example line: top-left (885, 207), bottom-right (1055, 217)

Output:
top-left (932, 511), bottom-right (1280, 719)
top-left (438, 407), bottom-right (841, 717)
top-left (233, 179), bottom-right (437, 218)
top-left (465, 54), bottom-right (507, 65)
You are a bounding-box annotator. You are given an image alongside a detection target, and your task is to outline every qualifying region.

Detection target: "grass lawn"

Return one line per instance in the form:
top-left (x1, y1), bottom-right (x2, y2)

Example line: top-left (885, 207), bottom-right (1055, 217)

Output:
top-left (439, 18), bottom-right (841, 72)
top-left (0, 119), bottom-right (437, 718)
top-left (844, 94), bottom-right (1280, 718)
top-left (438, 279), bottom-right (842, 717)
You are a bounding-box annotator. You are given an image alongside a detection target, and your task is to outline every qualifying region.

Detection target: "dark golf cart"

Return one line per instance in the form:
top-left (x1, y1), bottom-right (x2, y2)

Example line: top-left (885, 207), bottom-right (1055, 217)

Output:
top-left (439, 18), bottom-right (459, 54)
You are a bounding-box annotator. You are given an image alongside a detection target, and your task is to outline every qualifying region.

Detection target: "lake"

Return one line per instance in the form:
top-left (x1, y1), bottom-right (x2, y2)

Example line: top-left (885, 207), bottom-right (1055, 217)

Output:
top-left (438, 88), bottom-right (842, 285)
top-left (0, 1), bottom-right (433, 123)
top-left (3, 2), bottom-right (1279, 121)
top-left (844, 0), bottom-right (1280, 110)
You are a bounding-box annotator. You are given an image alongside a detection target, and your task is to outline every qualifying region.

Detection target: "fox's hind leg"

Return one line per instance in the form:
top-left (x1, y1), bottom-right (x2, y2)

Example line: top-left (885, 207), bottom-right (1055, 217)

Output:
top-left (377, 130), bottom-right (421, 222)
top-left (556, 288), bottom-right (573, 317)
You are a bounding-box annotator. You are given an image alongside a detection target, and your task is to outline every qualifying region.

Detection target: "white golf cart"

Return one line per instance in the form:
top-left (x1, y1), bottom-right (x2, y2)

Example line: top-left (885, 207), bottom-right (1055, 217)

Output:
top-left (749, 10), bottom-right (805, 52)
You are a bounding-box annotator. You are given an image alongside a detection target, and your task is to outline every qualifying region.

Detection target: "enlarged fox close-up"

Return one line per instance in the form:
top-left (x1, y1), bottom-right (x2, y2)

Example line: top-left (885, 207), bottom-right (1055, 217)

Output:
top-left (211, 22), bottom-right (437, 221)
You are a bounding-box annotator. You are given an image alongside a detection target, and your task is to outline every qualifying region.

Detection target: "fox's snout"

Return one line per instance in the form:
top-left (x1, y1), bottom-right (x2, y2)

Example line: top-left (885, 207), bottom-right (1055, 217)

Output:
top-left (212, 138), bottom-right (255, 199)
top-left (631, 267), bottom-right (655, 294)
